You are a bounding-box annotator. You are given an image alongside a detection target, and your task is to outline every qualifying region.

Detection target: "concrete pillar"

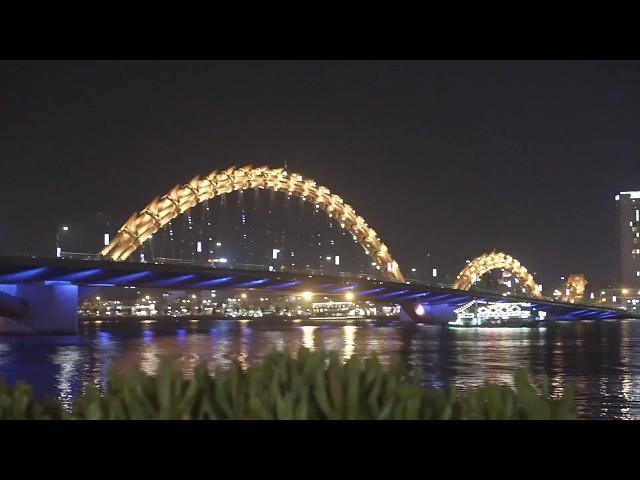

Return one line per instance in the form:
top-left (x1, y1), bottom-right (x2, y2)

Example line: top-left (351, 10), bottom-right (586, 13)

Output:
top-left (0, 282), bottom-right (79, 334)
top-left (398, 302), bottom-right (453, 324)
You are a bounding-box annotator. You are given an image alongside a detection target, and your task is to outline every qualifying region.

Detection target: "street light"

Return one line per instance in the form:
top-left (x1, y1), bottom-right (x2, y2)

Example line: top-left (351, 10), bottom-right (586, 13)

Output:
top-left (56, 225), bottom-right (69, 257)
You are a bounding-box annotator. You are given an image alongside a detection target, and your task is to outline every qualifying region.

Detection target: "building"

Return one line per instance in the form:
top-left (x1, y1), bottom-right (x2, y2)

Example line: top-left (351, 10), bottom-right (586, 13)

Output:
top-left (616, 191), bottom-right (640, 288)
top-left (589, 287), bottom-right (640, 314)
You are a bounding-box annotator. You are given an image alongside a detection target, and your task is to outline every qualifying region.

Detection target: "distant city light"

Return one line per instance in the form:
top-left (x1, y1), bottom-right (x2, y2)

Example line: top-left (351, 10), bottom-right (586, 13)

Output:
top-left (345, 291), bottom-right (355, 301)
top-left (334, 255), bottom-right (340, 266)
top-left (241, 293), bottom-right (247, 299)
top-left (62, 226), bottom-right (69, 231)
top-left (272, 249), bottom-right (280, 259)
top-left (432, 268), bottom-right (438, 277)
top-left (56, 247), bottom-right (61, 258)
top-left (103, 233), bottom-right (110, 246)
top-left (196, 241), bottom-right (202, 252)
top-left (216, 242), bottom-right (222, 247)
top-left (302, 291), bottom-right (313, 301)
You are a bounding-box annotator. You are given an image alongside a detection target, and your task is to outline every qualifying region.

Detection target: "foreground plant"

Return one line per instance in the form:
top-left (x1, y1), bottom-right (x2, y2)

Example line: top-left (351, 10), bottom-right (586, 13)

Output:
top-left (0, 378), bottom-right (63, 420)
top-left (69, 349), bottom-right (575, 420)
top-left (0, 349), bottom-right (576, 420)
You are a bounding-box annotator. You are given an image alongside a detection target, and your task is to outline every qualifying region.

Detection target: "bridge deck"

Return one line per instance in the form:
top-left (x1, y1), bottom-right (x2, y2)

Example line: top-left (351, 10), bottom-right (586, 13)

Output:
top-left (0, 256), bottom-right (636, 321)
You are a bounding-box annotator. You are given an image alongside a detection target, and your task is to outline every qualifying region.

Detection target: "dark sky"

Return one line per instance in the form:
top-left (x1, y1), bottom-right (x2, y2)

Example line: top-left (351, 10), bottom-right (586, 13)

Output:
top-left (1, 60), bottom-right (639, 286)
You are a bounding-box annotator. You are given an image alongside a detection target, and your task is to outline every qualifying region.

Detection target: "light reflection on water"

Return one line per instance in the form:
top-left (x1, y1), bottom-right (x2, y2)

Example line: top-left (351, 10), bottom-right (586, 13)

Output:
top-left (1, 318), bottom-right (640, 419)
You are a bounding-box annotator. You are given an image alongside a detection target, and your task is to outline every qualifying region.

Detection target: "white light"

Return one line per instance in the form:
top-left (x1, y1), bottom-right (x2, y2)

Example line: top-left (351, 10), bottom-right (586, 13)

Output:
top-left (219, 257), bottom-right (227, 263)
top-left (411, 268), bottom-right (416, 272)
top-left (103, 233), bottom-right (110, 246)
top-left (454, 301), bottom-right (532, 324)
top-left (613, 296), bottom-right (617, 302)
top-left (620, 191), bottom-right (640, 199)
top-left (196, 241), bottom-right (202, 252)
top-left (302, 291), bottom-right (313, 301)
top-left (432, 268), bottom-right (437, 277)
top-left (335, 255), bottom-right (340, 266)
top-left (636, 210), bottom-right (639, 222)
top-left (325, 256), bottom-right (331, 261)
top-left (140, 253), bottom-right (145, 262)
top-left (216, 242), bottom-right (222, 247)
top-left (56, 247), bottom-right (62, 258)
top-left (415, 304), bottom-right (425, 316)
top-left (62, 226), bottom-right (69, 231)
top-left (345, 291), bottom-right (355, 301)
top-left (272, 249), bottom-right (280, 259)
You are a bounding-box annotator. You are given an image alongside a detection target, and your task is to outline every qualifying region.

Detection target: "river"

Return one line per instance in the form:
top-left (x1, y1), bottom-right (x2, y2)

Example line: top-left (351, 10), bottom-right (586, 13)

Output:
top-left (1, 318), bottom-right (639, 419)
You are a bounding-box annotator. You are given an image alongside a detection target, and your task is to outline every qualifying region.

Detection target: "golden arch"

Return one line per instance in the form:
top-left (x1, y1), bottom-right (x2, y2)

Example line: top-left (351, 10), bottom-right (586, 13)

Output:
top-left (453, 251), bottom-right (542, 297)
top-left (100, 166), bottom-right (406, 282)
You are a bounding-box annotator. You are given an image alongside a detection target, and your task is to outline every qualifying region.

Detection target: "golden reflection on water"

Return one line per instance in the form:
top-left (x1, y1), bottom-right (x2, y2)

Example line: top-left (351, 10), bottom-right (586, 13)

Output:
top-left (343, 325), bottom-right (357, 360)
top-left (234, 325), bottom-right (252, 370)
top-left (301, 326), bottom-right (317, 351)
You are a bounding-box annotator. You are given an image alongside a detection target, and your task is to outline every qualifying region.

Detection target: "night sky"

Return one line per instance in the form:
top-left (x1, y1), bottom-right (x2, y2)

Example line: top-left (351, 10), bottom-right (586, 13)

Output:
top-left (1, 60), bottom-right (639, 287)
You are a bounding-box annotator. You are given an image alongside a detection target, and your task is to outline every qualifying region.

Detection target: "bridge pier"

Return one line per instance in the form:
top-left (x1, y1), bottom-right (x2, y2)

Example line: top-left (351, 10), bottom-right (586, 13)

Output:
top-left (398, 302), bottom-right (453, 324)
top-left (0, 282), bottom-right (78, 334)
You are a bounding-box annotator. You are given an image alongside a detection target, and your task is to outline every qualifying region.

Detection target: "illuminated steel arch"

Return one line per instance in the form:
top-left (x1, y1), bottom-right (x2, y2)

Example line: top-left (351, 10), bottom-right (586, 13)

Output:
top-left (453, 251), bottom-right (542, 297)
top-left (100, 166), bottom-right (406, 282)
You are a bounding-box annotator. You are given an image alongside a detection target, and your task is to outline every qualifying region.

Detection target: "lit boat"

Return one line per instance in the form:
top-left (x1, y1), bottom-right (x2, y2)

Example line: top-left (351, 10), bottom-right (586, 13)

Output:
top-left (448, 300), bottom-right (546, 328)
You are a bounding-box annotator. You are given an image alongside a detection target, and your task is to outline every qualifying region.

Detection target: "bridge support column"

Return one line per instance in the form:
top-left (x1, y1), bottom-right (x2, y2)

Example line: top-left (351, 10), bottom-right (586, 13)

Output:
top-left (0, 282), bottom-right (78, 335)
top-left (398, 302), bottom-right (454, 324)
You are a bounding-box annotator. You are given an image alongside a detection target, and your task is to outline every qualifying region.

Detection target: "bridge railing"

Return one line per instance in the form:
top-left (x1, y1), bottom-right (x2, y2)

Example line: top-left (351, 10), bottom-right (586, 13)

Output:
top-left (59, 252), bottom-right (103, 261)
top-left (131, 258), bottom-right (385, 281)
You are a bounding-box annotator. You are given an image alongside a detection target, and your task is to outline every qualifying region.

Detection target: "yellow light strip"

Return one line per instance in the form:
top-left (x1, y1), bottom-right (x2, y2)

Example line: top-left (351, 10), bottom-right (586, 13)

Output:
top-left (453, 251), bottom-right (542, 297)
top-left (100, 165), bottom-right (406, 283)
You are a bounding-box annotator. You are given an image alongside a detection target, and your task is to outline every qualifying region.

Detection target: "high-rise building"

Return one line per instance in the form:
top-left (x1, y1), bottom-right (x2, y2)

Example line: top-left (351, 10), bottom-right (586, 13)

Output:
top-left (616, 191), bottom-right (640, 288)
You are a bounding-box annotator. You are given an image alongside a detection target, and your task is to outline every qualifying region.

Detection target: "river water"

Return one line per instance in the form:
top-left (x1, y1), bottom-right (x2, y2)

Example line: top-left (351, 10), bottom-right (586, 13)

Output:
top-left (1, 318), bottom-right (639, 419)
